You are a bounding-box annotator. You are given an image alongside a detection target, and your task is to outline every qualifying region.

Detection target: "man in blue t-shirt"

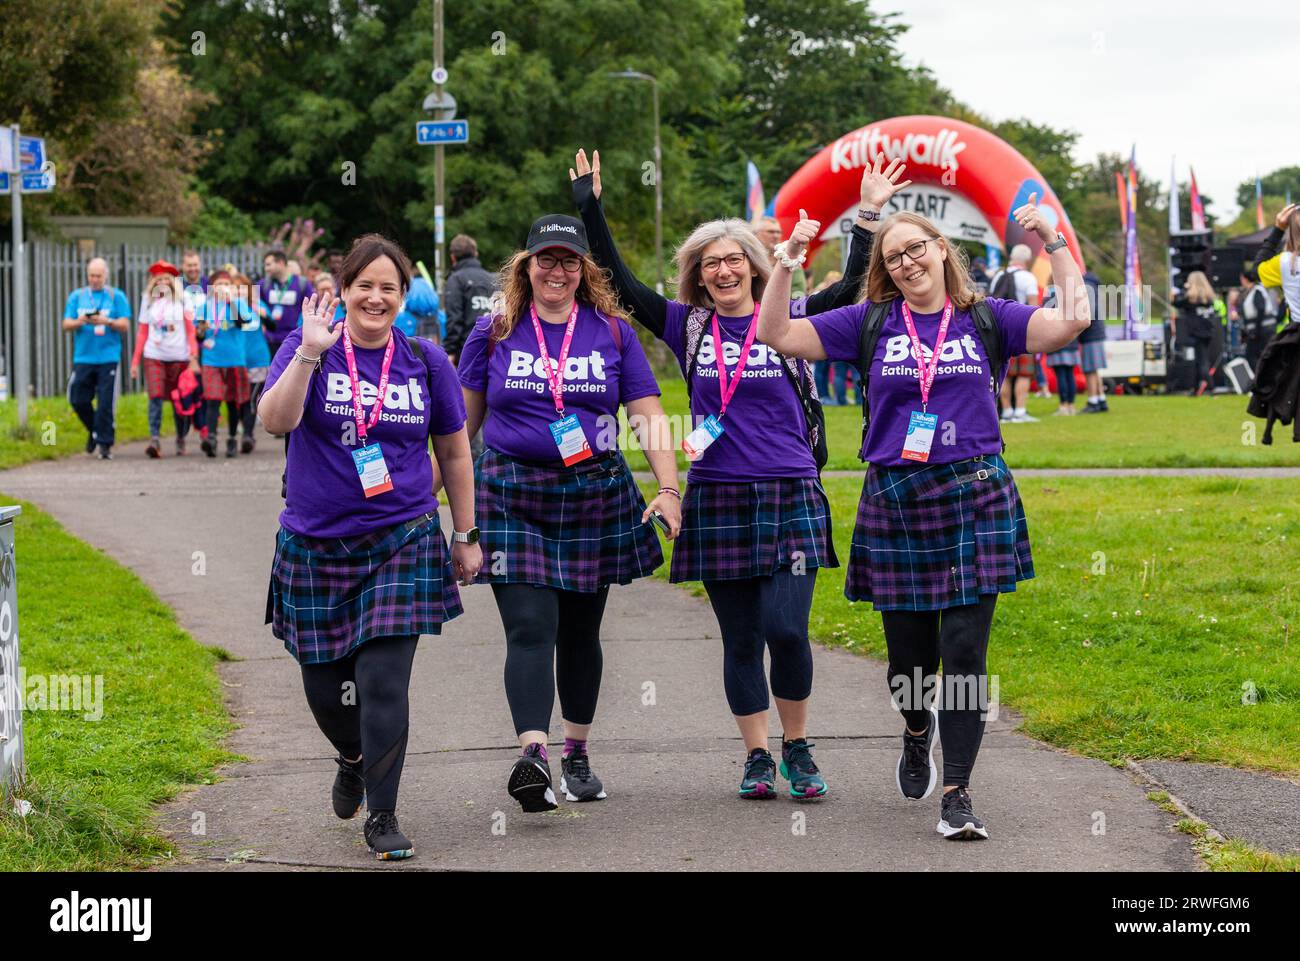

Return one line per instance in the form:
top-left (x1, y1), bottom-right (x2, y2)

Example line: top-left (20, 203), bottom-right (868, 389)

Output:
top-left (256, 249), bottom-right (314, 358)
top-left (62, 257), bottom-right (132, 458)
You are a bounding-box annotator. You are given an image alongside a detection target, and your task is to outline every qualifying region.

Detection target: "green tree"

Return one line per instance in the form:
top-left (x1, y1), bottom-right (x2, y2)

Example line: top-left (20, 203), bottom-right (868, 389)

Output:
top-left (1235, 166), bottom-right (1300, 210)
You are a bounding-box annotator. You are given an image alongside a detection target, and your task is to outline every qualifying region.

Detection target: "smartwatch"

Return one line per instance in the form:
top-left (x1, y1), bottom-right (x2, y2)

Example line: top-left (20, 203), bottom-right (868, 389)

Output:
top-left (1044, 232), bottom-right (1068, 254)
top-left (453, 527), bottom-right (480, 544)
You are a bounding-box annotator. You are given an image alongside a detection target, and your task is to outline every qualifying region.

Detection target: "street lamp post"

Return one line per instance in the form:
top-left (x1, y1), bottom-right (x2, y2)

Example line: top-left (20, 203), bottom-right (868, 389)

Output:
top-left (609, 71), bottom-right (663, 295)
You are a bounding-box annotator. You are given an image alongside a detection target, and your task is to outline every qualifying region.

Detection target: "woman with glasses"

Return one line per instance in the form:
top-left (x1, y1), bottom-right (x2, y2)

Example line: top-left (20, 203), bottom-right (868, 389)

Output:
top-left (758, 199), bottom-right (1089, 838)
top-left (571, 149), bottom-right (909, 801)
top-left (457, 214), bottom-right (681, 813)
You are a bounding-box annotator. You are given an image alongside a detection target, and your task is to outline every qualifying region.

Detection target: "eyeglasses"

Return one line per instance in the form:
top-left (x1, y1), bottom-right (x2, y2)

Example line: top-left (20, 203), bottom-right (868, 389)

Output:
top-left (700, 253), bottom-right (748, 273)
top-left (883, 239), bottom-right (933, 271)
top-left (535, 253), bottom-right (582, 273)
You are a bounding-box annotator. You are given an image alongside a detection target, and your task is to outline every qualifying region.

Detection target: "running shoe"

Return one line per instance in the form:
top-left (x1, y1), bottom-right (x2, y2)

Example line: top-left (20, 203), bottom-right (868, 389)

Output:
top-left (780, 738), bottom-right (828, 799)
top-left (739, 747), bottom-right (777, 799)
top-left (508, 743), bottom-right (557, 812)
top-left (85, 434), bottom-right (97, 455)
top-left (98, 445), bottom-right (113, 460)
top-left (896, 703), bottom-right (938, 800)
top-left (937, 786), bottom-right (989, 840)
top-left (146, 436), bottom-right (162, 458)
top-left (241, 435), bottom-right (255, 454)
top-left (201, 436), bottom-right (217, 458)
top-left (331, 755), bottom-right (365, 820)
top-left (364, 810), bottom-right (413, 860)
top-left (225, 437), bottom-right (238, 458)
top-left (176, 437), bottom-right (187, 456)
top-left (560, 750), bottom-right (607, 802)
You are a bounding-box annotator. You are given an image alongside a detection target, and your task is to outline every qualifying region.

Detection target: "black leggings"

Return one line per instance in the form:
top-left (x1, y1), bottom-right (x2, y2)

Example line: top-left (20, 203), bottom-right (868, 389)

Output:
top-left (204, 400), bottom-right (241, 437)
top-left (1052, 365), bottom-right (1077, 404)
top-left (880, 595), bottom-right (997, 788)
top-left (241, 381), bottom-right (264, 436)
top-left (493, 584), bottom-right (608, 736)
top-left (300, 634), bottom-right (418, 812)
top-left (703, 569), bottom-right (817, 717)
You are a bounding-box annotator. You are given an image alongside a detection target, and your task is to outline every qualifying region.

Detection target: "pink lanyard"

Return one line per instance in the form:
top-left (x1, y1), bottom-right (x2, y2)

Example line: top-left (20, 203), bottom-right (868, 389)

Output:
top-left (529, 301), bottom-right (580, 415)
top-left (899, 297), bottom-right (953, 412)
top-left (711, 308), bottom-right (760, 417)
top-left (341, 322), bottom-right (395, 443)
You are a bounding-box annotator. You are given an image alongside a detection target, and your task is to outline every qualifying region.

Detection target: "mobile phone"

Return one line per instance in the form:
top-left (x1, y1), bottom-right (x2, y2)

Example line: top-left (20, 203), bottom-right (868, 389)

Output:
top-left (648, 510), bottom-right (670, 535)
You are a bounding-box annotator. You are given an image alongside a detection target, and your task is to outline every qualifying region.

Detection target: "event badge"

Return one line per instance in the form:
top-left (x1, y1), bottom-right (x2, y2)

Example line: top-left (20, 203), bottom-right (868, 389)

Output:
top-left (272, 306), bottom-right (284, 322)
top-left (682, 415), bottom-right (724, 461)
top-left (549, 413), bottom-right (592, 466)
top-left (901, 411), bottom-right (939, 462)
top-left (94, 324), bottom-right (106, 336)
top-left (352, 443), bottom-right (394, 498)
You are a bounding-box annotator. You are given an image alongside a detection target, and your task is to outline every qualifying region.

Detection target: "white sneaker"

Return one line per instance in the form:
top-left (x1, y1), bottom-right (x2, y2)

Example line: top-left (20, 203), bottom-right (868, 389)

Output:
top-left (1017, 412), bottom-right (1040, 423)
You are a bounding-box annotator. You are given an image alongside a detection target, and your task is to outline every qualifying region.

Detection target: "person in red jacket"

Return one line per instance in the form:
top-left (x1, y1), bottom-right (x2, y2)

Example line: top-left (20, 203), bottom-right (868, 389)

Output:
top-left (130, 261), bottom-right (200, 457)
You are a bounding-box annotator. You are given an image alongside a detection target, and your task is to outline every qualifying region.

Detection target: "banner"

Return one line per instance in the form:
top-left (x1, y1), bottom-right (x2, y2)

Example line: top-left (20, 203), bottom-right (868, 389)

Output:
top-left (745, 161), bottom-right (764, 223)
top-left (1124, 147), bottom-right (1144, 338)
top-left (1189, 166), bottom-right (1206, 231)
top-left (1168, 156), bottom-right (1179, 233)
top-left (1256, 175), bottom-right (1265, 230)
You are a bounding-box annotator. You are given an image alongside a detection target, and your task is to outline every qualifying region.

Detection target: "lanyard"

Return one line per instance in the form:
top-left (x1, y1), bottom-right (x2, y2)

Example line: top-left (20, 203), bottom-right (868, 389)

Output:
top-left (710, 308), bottom-right (760, 417)
top-left (529, 300), bottom-right (580, 414)
top-left (342, 322), bottom-right (396, 443)
top-left (899, 297), bottom-right (953, 412)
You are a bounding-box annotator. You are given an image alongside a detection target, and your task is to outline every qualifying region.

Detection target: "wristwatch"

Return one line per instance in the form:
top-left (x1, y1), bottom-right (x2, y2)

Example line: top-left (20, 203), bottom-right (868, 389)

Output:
top-left (1044, 232), bottom-right (1068, 254)
top-left (453, 527), bottom-right (480, 544)
top-left (857, 208), bottom-right (882, 222)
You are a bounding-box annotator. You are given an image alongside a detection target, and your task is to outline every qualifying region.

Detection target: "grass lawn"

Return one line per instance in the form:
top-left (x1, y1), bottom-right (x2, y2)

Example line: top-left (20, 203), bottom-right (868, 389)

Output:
top-left (1, 394), bottom-right (151, 470)
top-left (624, 379), bottom-right (1300, 474)
top-left (0, 497), bottom-right (231, 870)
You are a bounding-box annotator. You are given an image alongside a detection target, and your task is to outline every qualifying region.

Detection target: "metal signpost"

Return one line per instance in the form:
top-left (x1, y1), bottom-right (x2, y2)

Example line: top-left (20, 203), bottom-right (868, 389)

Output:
top-left (0, 505), bottom-right (24, 802)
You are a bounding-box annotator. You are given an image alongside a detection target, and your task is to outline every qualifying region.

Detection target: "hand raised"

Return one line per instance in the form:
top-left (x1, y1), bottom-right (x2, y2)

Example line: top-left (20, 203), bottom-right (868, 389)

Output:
top-left (784, 208), bottom-right (822, 259)
top-left (299, 290), bottom-right (343, 357)
top-left (860, 154), bottom-right (912, 209)
top-left (569, 148), bottom-right (602, 200)
top-left (1012, 192), bottom-right (1056, 243)
top-left (1276, 203), bottom-right (1298, 230)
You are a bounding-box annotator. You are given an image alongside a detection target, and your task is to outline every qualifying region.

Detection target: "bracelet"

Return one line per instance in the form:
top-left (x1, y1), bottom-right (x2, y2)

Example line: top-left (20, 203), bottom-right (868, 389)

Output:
top-left (293, 347), bottom-right (321, 368)
top-left (771, 241), bottom-right (807, 271)
top-left (657, 487), bottom-right (681, 499)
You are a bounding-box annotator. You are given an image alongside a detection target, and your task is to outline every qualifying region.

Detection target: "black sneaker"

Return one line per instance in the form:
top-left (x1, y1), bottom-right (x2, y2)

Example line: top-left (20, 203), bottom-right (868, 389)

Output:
top-left (739, 747), bottom-right (777, 799)
top-left (85, 434), bottom-right (97, 454)
top-left (331, 756), bottom-right (365, 819)
top-left (897, 704), bottom-right (938, 800)
top-left (98, 445), bottom-right (113, 460)
top-left (1097, 399), bottom-right (1110, 412)
top-left (1079, 401), bottom-right (1102, 415)
top-left (508, 743), bottom-right (557, 812)
top-left (201, 436), bottom-right (217, 458)
top-left (938, 786), bottom-right (989, 840)
top-left (560, 750), bottom-right (607, 802)
top-left (146, 436), bottom-right (162, 459)
top-left (363, 810), bottom-right (413, 860)
top-left (241, 435), bottom-right (255, 454)
top-left (225, 437), bottom-right (238, 458)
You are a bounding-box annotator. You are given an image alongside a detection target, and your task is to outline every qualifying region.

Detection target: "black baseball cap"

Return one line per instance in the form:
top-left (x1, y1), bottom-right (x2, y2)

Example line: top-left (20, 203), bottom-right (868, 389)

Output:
top-left (525, 214), bottom-right (589, 257)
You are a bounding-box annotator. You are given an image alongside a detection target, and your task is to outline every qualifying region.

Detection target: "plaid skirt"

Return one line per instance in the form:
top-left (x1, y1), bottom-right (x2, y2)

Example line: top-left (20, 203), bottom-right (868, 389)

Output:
top-left (670, 478), bottom-right (838, 583)
top-left (474, 447), bottom-right (663, 593)
top-left (1045, 347), bottom-right (1080, 367)
top-left (202, 364), bottom-right (250, 405)
top-left (1006, 354), bottom-right (1036, 378)
top-left (265, 512), bottom-right (463, 664)
top-left (144, 358), bottom-right (188, 400)
top-left (1080, 340), bottom-right (1108, 373)
top-left (845, 454), bottom-right (1033, 611)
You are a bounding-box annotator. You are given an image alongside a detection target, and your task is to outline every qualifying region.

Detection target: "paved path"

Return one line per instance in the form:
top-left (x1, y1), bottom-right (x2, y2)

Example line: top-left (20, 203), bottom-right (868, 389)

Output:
top-left (2, 443), bottom-right (1198, 871)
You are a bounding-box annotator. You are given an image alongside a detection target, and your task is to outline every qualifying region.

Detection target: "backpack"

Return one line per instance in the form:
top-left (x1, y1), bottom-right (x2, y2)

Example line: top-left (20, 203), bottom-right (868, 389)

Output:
top-left (682, 306), bottom-right (828, 471)
top-left (990, 268), bottom-right (1019, 302)
top-left (280, 336), bottom-right (429, 500)
top-left (855, 299), bottom-right (1004, 462)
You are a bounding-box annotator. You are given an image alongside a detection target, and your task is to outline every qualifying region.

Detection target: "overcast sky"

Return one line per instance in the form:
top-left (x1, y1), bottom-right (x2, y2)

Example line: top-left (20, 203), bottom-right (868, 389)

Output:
top-left (886, 0), bottom-right (1294, 221)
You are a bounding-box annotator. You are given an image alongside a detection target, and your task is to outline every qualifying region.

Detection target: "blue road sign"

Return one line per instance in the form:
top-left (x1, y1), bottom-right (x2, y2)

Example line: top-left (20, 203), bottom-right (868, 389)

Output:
top-left (416, 120), bottom-right (469, 146)
top-left (18, 137), bottom-right (45, 173)
top-left (0, 171), bottom-right (54, 194)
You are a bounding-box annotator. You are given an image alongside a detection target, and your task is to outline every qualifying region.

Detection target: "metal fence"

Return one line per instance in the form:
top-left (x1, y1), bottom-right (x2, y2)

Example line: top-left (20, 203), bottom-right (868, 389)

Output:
top-left (0, 241), bottom-right (269, 398)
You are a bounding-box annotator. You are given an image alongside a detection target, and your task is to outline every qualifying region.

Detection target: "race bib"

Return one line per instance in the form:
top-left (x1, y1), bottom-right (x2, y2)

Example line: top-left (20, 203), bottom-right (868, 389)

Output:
top-left (901, 410), bottom-right (939, 462)
top-left (352, 443), bottom-right (394, 497)
top-left (549, 413), bottom-right (592, 466)
top-left (94, 325), bottom-right (106, 336)
top-left (682, 415), bottom-right (724, 461)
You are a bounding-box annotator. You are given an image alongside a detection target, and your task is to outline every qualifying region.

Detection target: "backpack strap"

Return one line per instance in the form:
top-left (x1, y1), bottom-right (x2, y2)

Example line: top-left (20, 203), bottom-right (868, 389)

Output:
top-left (856, 301), bottom-right (893, 460)
top-left (970, 299), bottom-right (1006, 452)
top-left (682, 306), bottom-right (713, 403)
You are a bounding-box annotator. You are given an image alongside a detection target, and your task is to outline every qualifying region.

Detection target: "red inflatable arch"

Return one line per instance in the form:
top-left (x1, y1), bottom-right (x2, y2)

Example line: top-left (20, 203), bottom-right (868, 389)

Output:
top-left (773, 115), bottom-right (1085, 280)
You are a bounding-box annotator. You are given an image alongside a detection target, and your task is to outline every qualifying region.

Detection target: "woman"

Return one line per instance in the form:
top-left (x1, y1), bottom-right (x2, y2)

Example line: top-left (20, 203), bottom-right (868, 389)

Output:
top-left (1041, 280), bottom-right (1080, 415)
top-left (195, 269), bottom-right (253, 457)
top-left (570, 149), bottom-right (908, 799)
top-left (757, 197), bottom-right (1089, 838)
top-left (235, 269), bottom-right (269, 453)
top-left (1254, 203), bottom-right (1299, 323)
top-left (1172, 271), bottom-right (1220, 396)
top-left (259, 233), bottom-right (481, 860)
top-left (457, 213), bottom-right (680, 813)
top-left (130, 260), bottom-right (200, 457)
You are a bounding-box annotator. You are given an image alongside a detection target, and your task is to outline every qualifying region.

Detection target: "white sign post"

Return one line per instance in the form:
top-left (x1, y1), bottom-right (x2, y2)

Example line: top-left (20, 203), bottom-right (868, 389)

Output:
top-left (0, 505), bottom-right (24, 803)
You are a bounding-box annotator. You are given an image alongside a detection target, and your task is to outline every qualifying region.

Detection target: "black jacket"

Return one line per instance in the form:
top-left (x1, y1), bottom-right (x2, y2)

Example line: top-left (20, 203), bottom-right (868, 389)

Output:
top-left (1247, 321), bottom-right (1300, 443)
top-left (442, 257), bottom-right (498, 359)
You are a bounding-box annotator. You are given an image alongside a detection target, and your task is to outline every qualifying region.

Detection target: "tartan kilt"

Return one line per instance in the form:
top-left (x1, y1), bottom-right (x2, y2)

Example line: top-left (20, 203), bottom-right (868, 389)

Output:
top-left (201, 364), bottom-right (251, 404)
top-left (670, 478), bottom-right (838, 583)
top-left (1079, 340), bottom-right (1108, 373)
top-left (1006, 354), bottom-right (1036, 378)
top-left (143, 358), bottom-right (189, 400)
top-left (265, 512), bottom-right (462, 664)
top-left (1044, 347), bottom-right (1080, 368)
top-left (845, 454), bottom-right (1033, 611)
top-left (473, 447), bottom-right (663, 593)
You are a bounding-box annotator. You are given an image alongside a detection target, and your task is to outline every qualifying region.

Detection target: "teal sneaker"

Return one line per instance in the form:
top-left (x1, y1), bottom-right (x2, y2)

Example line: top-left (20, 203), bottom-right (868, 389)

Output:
top-left (739, 747), bottom-right (777, 799)
top-left (780, 738), bottom-right (828, 799)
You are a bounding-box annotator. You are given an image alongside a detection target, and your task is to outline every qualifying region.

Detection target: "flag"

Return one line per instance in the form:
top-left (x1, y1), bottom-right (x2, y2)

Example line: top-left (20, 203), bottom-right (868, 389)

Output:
top-left (745, 161), bottom-right (765, 222)
top-left (1189, 166), bottom-right (1206, 231)
top-left (1124, 147), bottom-right (1144, 337)
top-left (1116, 172), bottom-right (1128, 231)
top-left (1256, 175), bottom-right (1266, 230)
top-left (1168, 156), bottom-right (1179, 232)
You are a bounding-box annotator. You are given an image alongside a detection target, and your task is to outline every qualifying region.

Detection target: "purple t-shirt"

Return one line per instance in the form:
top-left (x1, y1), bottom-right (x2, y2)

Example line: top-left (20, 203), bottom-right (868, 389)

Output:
top-left (663, 300), bottom-right (817, 483)
top-left (265, 328), bottom-right (467, 538)
top-left (458, 305), bottom-right (660, 465)
top-left (259, 275), bottom-right (314, 353)
top-left (810, 297), bottom-right (1035, 466)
